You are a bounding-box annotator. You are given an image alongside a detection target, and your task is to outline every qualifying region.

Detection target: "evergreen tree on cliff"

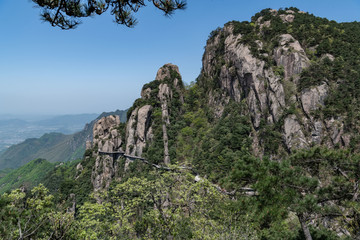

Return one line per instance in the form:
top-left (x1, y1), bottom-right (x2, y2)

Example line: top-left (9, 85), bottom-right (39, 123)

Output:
top-left (32, 0), bottom-right (187, 29)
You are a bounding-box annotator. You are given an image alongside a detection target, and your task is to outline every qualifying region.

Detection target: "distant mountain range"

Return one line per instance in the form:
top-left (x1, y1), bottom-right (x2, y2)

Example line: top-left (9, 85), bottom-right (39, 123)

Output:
top-left (0, 113), bottom-right (100, 152)
top-left (0, 110), bottom-right (127, 170)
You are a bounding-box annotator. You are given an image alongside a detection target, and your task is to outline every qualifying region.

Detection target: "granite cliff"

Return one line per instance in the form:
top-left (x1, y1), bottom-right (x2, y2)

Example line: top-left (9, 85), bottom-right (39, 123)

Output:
top-left (200, 9), bottom-right (353, 157)
top-left (76, 8), bottom-right (360, 238)
top-left (89, 64), bottom-right (184, 191)
top-left (88, 9), bottom-right (360, 192)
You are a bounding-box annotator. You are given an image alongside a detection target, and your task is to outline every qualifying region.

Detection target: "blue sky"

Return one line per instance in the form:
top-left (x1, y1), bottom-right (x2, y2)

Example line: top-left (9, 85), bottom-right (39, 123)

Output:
top-left (1, 0), bottom-right (359, 115)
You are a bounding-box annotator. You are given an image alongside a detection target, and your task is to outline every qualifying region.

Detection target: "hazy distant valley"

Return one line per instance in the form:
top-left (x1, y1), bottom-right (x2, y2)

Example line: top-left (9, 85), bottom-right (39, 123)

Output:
top-left (0, 114), bottom-right (99, 152)
top-left (0, 110), bottom-right (128, 170)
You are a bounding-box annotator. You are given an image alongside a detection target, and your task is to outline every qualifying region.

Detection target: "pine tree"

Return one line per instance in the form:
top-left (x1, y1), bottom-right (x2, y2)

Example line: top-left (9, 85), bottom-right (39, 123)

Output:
top-left (32, 0), bottom-right (187, 29)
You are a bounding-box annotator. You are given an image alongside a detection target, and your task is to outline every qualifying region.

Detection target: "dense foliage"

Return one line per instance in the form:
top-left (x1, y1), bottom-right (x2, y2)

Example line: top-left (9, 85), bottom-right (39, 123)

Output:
top-left (1, 148), bottom-right (358, 239)
top-left (0, 159), bottom-right (56, 194)
top-left (43, 151), bottom-right (96, 206)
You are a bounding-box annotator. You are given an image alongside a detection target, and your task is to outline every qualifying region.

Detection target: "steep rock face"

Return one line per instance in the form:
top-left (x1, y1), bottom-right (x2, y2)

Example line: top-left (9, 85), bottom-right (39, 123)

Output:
top-left (125, 105), bottom-right (153, 157)
top-left (284, 115), bottom-right (308, 150)
top-left (90, 64), bottom-right (184, 190)
top-left (156, 65), bottom-right (181, 165)
top-left (300, 83), bottom-right (328, 117)
top-left (93, 115), bottom-right (121, 152)
top-left (91, 115), bottom-right (123, 191)
top-left (125, 63), bottom-right (184, 165)
top-left (274, 34), bottom-right (310, 83)
top-left (200, 11), bottom-right (351, 154)
top-left (202, 25), bottom-right (286, 131)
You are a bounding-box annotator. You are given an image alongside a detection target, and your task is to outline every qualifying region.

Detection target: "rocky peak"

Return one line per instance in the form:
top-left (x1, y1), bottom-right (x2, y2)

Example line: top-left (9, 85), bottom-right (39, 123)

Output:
top-left (202, 24), bottom-right (286, 124)
top-left (125, 63), bottom-right (184, 167)
top-left (199, 15), bottom-right (351, 155)
top-left (156, 63), bottom-right (180, 81)
top-left (279, 10), bottom-right (295, 23)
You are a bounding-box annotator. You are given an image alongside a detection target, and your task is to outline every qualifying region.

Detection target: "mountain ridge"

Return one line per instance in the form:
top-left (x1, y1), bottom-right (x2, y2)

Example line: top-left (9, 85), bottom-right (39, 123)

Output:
top-left (0, 110), bottom-right (127, 170)
top-left (0, 113), bottom-right (99, 152)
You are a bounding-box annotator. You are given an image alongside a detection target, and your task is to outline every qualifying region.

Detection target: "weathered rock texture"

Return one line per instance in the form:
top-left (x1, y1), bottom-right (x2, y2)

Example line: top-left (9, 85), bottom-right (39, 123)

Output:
top-left (91, 115), bottom-right (123, 191)
top-left (125, 105), bottom-right (153, 168)
top-left (156, 64), bottom-right (181, 165)
top-left (90, 64), bottom-right (184, 190)
top-left (200, 12), bottom-right (350, 154)
top-left (125, 63), bottom-right (184, 166)
top-left (274, 34), bottom-right (310, 83)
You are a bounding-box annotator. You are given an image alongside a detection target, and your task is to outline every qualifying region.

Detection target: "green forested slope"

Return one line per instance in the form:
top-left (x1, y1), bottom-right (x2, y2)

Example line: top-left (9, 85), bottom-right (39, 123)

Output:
top-left (0, 110), bottom-right (127, 170)
top-left (0, 159), bottom-right (56, 194)
top-left (0, 133), bottom-right (82, 170)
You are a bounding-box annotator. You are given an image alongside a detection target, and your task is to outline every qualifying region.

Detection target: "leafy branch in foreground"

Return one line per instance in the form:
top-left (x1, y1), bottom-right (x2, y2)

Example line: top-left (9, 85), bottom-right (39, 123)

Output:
top-left (32, 0), bottom-right (187, 29)
top-left (0, 184), bottom-right (75, 239)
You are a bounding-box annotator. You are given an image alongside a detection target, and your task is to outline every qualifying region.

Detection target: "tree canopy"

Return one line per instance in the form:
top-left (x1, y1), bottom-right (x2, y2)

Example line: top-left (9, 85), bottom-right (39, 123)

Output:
top-left (32, 0), bottom-right (187, 29)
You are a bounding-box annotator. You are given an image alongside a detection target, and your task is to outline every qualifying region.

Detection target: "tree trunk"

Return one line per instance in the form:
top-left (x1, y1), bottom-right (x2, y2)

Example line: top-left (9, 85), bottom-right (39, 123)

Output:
top-left (298, 213), bottom-right (313, 240)
top-left (18, 219), bottom-right (23, 240)
top-left (353, 181), bottom-right (359, 201)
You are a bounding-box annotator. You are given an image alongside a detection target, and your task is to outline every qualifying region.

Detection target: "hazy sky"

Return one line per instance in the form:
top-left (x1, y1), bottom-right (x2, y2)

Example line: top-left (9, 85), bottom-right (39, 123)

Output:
top-left (1, 0), bottom-right (359, 115)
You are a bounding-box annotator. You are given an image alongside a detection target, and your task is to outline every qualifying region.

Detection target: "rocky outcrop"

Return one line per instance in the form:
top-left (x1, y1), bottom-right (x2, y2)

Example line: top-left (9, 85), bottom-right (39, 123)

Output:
top-left (202, 25), bottom-right (286, 129)
top-left (300, 83), bottom-right (328, 117)
top-left (274, 34), bottom-right (310, 83)
top-left (67, 193), bottom-right (76, 213)
top-left (135, 105), bottom-right (153, 156)
top-left (75, 162), bottom-right (84, 180)
top-left (279, 13), bottom-right (295, 23)
top-left (297, 83), bottom-right (351, 148)
top-left (200, 18), bottom-right (351, 154)
top-left (85, 141), bottom-right (92, 150)
top-left (325, 118), bottom-right (346, 146)
top-left (91, 115), bottom-right (123, 192)
top-left (125, 63), bottom-right (183, 166)
top-left (125, 105), bottom-right (153, 158)
top-left (156, 63), bottom-right (179, 82)
top-left (89, 64), bottom-right (184, 191)
top-left (156, 64), bottom-right (182, 165)
top-left (284, 115), bottom-right (308, 150)
top-left (93, 115), bottom-right (121, 153)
